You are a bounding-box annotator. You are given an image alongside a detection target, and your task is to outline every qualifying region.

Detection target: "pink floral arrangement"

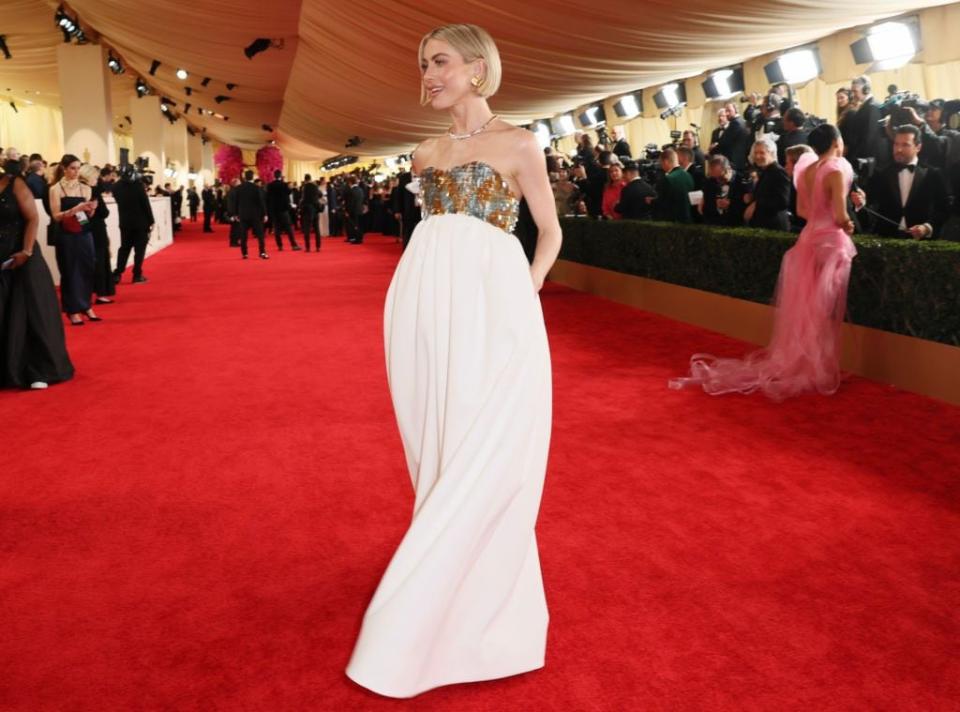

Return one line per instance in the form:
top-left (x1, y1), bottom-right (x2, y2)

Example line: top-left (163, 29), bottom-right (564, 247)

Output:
top-left (214, 145), bottom-right (244, 183)
top-left (256, 145), bottom-right (284, 182)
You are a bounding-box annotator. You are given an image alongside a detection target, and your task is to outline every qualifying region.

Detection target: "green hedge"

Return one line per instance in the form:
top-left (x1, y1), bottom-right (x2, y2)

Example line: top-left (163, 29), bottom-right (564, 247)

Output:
top-left (555, 218), bottom-right (960, 346)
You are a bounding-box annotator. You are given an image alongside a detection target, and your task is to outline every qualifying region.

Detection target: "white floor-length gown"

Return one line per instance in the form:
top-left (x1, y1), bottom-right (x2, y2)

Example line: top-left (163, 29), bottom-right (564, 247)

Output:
top-left (345, 160), bottom-right (553, 698)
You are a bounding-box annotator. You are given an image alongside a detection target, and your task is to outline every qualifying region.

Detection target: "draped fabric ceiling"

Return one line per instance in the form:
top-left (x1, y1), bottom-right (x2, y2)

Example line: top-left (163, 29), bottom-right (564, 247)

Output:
top-left (1, 0), bottom-right (956, 160)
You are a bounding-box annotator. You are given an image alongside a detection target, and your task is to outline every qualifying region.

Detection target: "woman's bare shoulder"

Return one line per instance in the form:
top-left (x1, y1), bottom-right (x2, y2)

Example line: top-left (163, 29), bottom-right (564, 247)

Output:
top-left (412, 136), bottom-right (445, 172)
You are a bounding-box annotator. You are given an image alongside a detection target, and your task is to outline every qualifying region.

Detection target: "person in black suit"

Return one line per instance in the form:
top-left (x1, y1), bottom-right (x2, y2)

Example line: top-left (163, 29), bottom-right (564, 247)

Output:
top-left (300, 174), bottom-right (322, 251)
top-left (847, 76), bottom-right (889, 166)
top-left (743, 137), bottom-right (791, 231)
top-left (393, 170), bottom-right (422, 251)
top-left (187, 187), bottom-right (200, 222)
top-left (852, 125), bottom-right (950, 240)
top-left (700, 155), bottom-right (746, 226)
top-left (111, 176), bottom-right (155, 283)
top-left (266, 170), bottom-right (301, 251)
top-left (610, 126), bottom-right (632, 160)
top-left (681, 131), bottom-right (705, 167)
top-left (613, 161), bottom-right (656, 220)
top-left (327, 179), bottom-right (341, 237)
top-left (344, 175), bottom-right (365, 244)
top-left (233, 170), bottom-right (269, 259)
top-left (201, 185), bottom-right (215, 233)
top-left (677, 146), bottom-right (705, 190)
top-left (777, 107), bottom-right (810, 167)
top-left (717, 102), bottom-right (752, 171)
top-left (708, 108), bottom-right (728, 154)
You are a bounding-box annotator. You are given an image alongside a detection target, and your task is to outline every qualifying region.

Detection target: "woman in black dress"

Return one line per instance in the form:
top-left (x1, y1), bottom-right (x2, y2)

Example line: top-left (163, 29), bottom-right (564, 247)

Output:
top-left (86, 165), bottom-right (117, 305)
top-left (0, 163), bottom-right (74, 389)
top-left (49, 155), bottom-right (100, 325)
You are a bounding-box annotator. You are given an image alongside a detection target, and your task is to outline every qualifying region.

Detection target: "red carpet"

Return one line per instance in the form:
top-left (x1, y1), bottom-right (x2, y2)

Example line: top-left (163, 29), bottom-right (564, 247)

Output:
top-left (3, 220), bottom-right (959, 711)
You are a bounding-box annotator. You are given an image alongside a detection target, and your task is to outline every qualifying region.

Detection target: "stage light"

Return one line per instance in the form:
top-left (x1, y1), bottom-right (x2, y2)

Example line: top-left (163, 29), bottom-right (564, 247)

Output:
top-left (184, 103), bottom-right (191, 113)
top-left (124, 115), bottom-right (132, 124)
top-left (226, 83), bottom-right (237, 91)
top-left (186, 126), bottom-right (196, 136)
top-left (653, 82), bottom-right (687, 110)
top-left (106, 52), bottom-right (124, 75)
top-left (850, 21), bottom-right (919, 72)
top-left (763, 48), bottom-right (821, 85)
top-left (200, 77), bottom-right (211, 86)
top-left (578, 105), bottom-right (606, 129)
top-left (702, 67), bottom-right (744, 100)
top-left (55, 7), bottom-right (76, 34)
top-left (9, 101), bottom-right (17, 113)
top-left (613, 93), bottom-right (642, 119)
top-left (176, 68), bottom-right (188, 80)
top-left (244, 38), bottom-right (272, 59)
top-left (214, 95), bottom-right (230, 103)
top-left (149, 59), bottom-right (160, 76)
top-left (659, 104), bottom-right (685, 120)
top-left (549, 113), bottom-right (576, 137)
top-left (345, 136), bottom-right (365, 148)
top-left (529, 121), bottom-right (551, 149)
top-left (135, 78), bottom-right (149, 96)
top-left (0, 36), bottom-right (11, 60)
top-left (160, 102), bottom-right (169, 112)
top-left (185, 86), bottom-right (192, 96)
top-left (261, 123), bottom-right (273, 132)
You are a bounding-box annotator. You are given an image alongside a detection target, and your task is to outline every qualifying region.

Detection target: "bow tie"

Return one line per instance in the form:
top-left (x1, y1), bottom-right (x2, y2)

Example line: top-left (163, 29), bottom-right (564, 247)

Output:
top-left (897, 164), bottom-right (916, 173)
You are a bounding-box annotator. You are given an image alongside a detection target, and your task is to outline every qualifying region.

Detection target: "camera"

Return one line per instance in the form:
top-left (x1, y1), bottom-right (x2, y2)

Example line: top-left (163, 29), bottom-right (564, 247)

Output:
top-left (118, 151), bottom-right (153, 186)
top-left (879, 90), bottom-right (929, 127)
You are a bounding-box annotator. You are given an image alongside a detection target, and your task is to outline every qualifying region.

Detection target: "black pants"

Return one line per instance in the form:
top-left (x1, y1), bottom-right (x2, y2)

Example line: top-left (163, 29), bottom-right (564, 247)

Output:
top-left (91, 222), bottom-right (115, 297)
top-left (271, 210), bottom-right (298, 249)
top-left (239, 219), bottom-right (266, 256)
top-left (203, 208), bottom-right (213, 232)
top-left (114, 226), bottom-right (148, 280)
top-left (345, 213), bottom-right (363, 243)
top-left (189, 208), bottom-right (198, 222)
top-left (302, 208), bottom-right (321, 250)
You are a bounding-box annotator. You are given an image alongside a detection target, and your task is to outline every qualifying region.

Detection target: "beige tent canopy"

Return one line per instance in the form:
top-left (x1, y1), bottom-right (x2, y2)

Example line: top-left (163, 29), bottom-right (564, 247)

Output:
top-left (1, 0), bottom-right (956, 160)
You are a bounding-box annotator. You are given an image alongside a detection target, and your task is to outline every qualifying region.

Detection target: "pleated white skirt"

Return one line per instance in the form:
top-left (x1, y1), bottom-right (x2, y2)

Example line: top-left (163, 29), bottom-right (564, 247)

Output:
top-left (345, 213), bottom-right (553, 698)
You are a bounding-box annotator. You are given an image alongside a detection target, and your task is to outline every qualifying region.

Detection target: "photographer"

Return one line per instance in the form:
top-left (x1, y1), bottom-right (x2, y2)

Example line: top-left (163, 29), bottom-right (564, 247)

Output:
top-left (851, 124), bottom-right (949, 240)
top-left (111, 170), bottom-right (155, 284)
top-left (743, 137), bottom-right (791, 231)
top-left (717, 102), bottom-right (752, 170)
top-left (777, 107), bottom-right (810, 166)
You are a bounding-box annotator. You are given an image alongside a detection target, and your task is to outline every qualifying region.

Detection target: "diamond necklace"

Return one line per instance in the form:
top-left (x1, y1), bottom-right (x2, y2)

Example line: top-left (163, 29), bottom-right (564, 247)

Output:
top-left (447, 114), bottom-right (498, 140)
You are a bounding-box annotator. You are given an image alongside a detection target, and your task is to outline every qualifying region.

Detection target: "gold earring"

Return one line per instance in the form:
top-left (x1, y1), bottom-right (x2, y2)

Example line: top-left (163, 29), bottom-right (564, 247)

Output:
top-left (471, 75), bottom-right (482, 88)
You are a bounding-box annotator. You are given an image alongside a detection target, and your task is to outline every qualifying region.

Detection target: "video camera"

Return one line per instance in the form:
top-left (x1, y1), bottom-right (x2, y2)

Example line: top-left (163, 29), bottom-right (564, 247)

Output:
top-left (118, 148), bottom-right (154, 186)
top-left (879, 91), bottom-right (929, 127)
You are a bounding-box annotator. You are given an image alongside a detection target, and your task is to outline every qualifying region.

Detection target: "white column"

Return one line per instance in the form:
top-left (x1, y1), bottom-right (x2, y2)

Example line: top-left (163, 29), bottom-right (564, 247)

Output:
top-left (187, 131), bottom-right (203, 186)
top-left (56, 43), bottom-right (115, 165)
top-left (164, 120), bottom-right (188, 192)
top-left (200, 140), bottom-right (214, 187)
top-left (129, 95), bottom-right (165, 178)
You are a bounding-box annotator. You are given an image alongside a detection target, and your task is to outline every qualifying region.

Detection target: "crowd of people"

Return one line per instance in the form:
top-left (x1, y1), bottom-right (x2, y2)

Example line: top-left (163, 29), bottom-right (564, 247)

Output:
top-left (546, 75), bottom-right (960, 241)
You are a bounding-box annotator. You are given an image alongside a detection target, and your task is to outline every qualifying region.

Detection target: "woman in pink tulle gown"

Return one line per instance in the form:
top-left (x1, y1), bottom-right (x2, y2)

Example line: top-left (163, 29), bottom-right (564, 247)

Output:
top-left (670, 123), bottom-right (857, 401)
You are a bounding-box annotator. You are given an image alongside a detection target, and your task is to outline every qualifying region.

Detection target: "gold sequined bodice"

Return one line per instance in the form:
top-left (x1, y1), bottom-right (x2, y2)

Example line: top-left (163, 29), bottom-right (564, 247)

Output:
top-left (419, 161), bottom-right (520, 234)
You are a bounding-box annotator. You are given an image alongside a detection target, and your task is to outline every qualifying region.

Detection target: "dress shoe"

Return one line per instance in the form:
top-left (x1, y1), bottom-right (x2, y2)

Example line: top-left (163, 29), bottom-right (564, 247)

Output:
top-left (112, 273), bottom-right (122, 284)
top-left (95, 297), bottom-right (114, 304)
top-left (29, 381), bottom-right (48, 390)
top-left (132, 275), bottom-right (148, 284)
top-left (242, 254), bottom-right (249, 259)
top-left (292, 245), bottom-right (303, 251)
top-left (260, 252), bottom-right (270, 259)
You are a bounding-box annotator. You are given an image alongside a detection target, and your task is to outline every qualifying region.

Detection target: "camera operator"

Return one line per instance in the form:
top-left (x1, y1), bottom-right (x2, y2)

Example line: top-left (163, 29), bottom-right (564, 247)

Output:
top-left (742, 92), bottom-right (763, 128)
top-left (717, 102), bottom-right (752, 170)
top-left (648, 147), bottom-right (694, 223)
top-left (700, 155), bottom-right (745, 227)
top-left (111, 169), bottom-right (155, 284)
top-left (851, 124), bottom-right (949, 240)
top-left (892, 99), bottom-right (960, 170)
top-left (847, 76), bottom-right (887, 166)
top-left (777, 107), bottom-right (810, 167)
top-left (743, 137), bottom-right (791, 231)
top-left (755, 93), bottom-right (784, 143)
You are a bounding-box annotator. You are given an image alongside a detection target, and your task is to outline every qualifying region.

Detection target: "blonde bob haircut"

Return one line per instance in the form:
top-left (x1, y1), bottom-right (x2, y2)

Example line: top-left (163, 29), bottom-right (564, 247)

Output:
top-left (418, 24), bottom-right (502, 106)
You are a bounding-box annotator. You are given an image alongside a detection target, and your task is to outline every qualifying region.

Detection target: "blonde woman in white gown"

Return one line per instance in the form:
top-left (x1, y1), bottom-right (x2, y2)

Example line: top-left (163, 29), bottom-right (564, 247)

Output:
top-left (317, 177), bottom-right (329, 237)
top-left (345, 23), bottom-right (562, 699)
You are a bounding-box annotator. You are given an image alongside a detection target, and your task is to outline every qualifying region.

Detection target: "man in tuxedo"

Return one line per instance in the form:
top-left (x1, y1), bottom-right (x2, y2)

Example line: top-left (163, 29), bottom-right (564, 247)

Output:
top-left (709, 109), bottom-right (728, 154)
top-left (111, 177), bottom-right (155, 284)
top-left (610, 126), bottom-right (632, 160)
top-left (743, 137), bottom-right (791, 231)
top-left (777, 107), bottom-right (810, 167)
top-left (681, 131), bottom-right (705, 167)
top-left (847, 76), bottom-right (888, 166)
top-left (344, 175), bottom-right (366, 244)
top-left (234, 170), bottom-right (270, 259)
top-left (717, 102), bottom-right (752, 171)
top-left (393, 170), bottom-right (422, 251)
top-left (651, 148), bottom-right (694, 223)
top-left (327, 179), bottom-right (341, 236)
top-left (266, 170), bottom-right (301, 251)
top-left (677, 147), bottom-right (705, 190)
top-left (300, 174), bottom-right (322, 251)
top-left (201, 185), bottom-right (216, 233)
top-left (614, 161), bottom-right (656, 220)
top-left (852, 125), bottom-right (949, 239)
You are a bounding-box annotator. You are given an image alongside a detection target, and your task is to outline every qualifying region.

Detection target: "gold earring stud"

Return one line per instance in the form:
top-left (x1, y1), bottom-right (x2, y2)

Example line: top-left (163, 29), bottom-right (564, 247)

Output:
top-left (471, 75), bottom-right (482, 88)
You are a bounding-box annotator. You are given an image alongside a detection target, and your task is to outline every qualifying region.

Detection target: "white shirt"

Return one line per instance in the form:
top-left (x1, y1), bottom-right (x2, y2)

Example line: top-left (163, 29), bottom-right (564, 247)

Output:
top-left (897, 158), bottom-right (919, 230)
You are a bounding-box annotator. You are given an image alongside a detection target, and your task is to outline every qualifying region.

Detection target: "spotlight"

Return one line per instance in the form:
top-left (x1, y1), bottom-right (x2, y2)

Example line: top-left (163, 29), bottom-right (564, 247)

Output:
top-left (577, 104), bottom-right (606, 129)
top-left (244, 38), bottom-right (272, 59)
top-left (261, 123), bottom-right (273, 132)
top-left (160, 97), bottom-right (176, 108)
top-left (659, 104), bottom-right (685, 120)
top-left (549, 114), bottom-right (576, 137)
top-left (176, 68), bottom-right (188, 80)
top-left (613, 93), bottom-right (642, 119)
top-left (135, 78), bottom-right (149, 96)
top-left (214, 95), bottom-right (230, 103)
top-left (226, 83), bottom-right (237, 91)
top-left (186, 126), bottom-right (197, 137)
top-left (653, 82), bottom-right (686, 111)
top-left (850, 20), bottom-right (919, 72)
top-left (160, 102), bottom-right (169, 112)
top-left (184, 103), bottom-right (191, 113)
top-left (345, 136), bottom-right (365, 148)
top-left (763, 48), bottom-right (821, 85)
top-left (107, 52), bottom-right (124, 75)
top-left (0, 36), bottom-right (11, 60)
top-left (9, 101), bottom-right (17, 113)
top-left (185, 87), bottom-right (192, 96)
top-left (701, 67), bottom-right (744, 100)
top-left (124, 115), bottom-right (132, 124)
top-left (200, 77), bottom-right (211, 86)
top-left (55, 7), bottom-right (76, 34)
top-left (149, 59), bottom-right (160, 76)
